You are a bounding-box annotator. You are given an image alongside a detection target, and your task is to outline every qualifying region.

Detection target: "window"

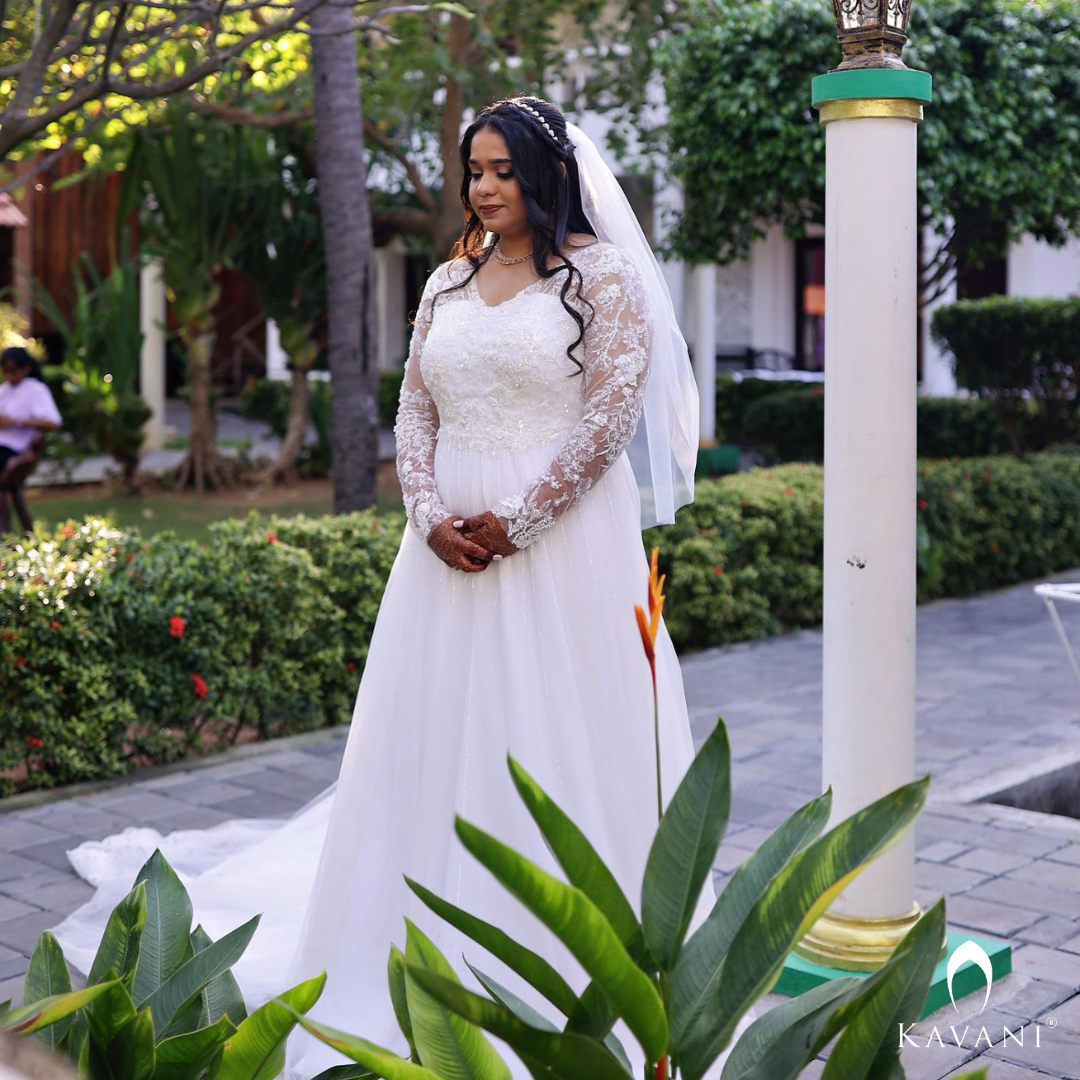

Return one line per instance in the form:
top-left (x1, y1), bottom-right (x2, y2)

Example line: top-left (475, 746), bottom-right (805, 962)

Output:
top-left (796, 238), bottom-right (825, 371)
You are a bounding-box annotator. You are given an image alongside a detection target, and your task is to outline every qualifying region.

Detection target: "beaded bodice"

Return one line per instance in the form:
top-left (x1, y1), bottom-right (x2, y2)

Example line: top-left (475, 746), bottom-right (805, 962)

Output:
top-left (395, 241), bottom-right (652, 548)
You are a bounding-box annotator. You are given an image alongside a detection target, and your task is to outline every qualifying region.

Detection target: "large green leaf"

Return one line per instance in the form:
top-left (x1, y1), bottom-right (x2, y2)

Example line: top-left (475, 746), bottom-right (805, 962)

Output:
top-left (1, 982), bottom-right (119, 1035)
top-left (192, 925), bottom-right (248, 1029)
top-left (506, 757), bottom-right (642, 951)
top-left (24, 931), bottom-right (74, 1052)
top-left (145, 916), bottom-right (260, 1036)
top-left (388, 945), bottom-right (418, 1060)
top-left (405, 877), bottom-right (578, 1018)
top-left (455, 817), bottom-right (667, 1062)
top-left (407, 967), bottom-right (634, 1080)
top-left (308, 1067), bottom-right (377, 1080)
top-left (465, 961), bottom-right (634, 1078)
top-left (642, 720), bottom-right (732, 973)
top-left (133, 851), bottom-right (195, 1005)
top-left (403, 920), bottom-right (512, 1080)
top-left (89, 883), bottom-right (148, 992)
top-left (86, 977), bottom-right (139, 1050)
top-left (289, 1011), bottom-right (441, 1080)
top-left (669, 790), bottom-right (832, 1045)
top-left (155, 1014), bottom-right (238, 1080)
top-left (678, 776), bottom-right (929, 1080)
top-left (106, 1008), bottom-right (157, 1080)
top-left (821, 899), bottom-right (947, 1080)
top-left (208, 972), bottom-right (326, 1080)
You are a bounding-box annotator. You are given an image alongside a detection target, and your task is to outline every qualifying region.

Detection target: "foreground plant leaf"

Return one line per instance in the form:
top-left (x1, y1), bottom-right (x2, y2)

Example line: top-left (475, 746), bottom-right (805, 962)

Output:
top-left (507, 756), bottom-right (643, 952)
top-left (407, 967), bottom-right (633, 1080)
top-left (155, 1014), bottom-right (238, 1080)
top-left (308, 1066), bottom-right (378, 1080)
top-left (24, 931), bottom-right (74, 1052)
top-left (1, 981), bottom-right (118, 1035)
top-left (455, 816), bottom-right (668, 1061)
top-left (134, 851), bottom-right (196, 1006)
top-left (821, 899), bottom-right (947, 1079)
top-left (106, 1007), bottom-right (157, 1080)
top-left (642, 720), bottom-right (731, 973)
top-left (465, 961), bottom-right (634, 1078)
top-left (192, 924), bottom-right (248, 1029)
top-left (405, 877), bottom-right (579, 1018)
top-left (669, 789), bottom-right (832, 1045)
top-left (678, 775), bottom-right (929, 1079)
top-left (403, 920), bottom-right (511, 1080)
top-left (89, 882), bottom-right (148, 992)
top-left (388, 945), bottom-right (418, 1060)
top-left (86, 975), bottom-right (139, 1049)
top-left (145, 915), bottom-right (260, 1036)
top-left (289, 1010), bottom-right (440, 1080)
top-left (209, 972), bottom-right (326, 1080)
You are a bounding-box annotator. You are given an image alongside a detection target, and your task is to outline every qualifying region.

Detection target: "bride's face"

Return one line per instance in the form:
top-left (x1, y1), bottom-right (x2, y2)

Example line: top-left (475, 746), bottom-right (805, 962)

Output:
top-left (468, 127), bottom-right (527, 238)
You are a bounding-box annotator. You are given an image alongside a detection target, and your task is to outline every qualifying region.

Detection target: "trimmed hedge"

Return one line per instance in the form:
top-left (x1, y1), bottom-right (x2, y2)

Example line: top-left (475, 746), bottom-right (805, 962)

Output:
top-left (5, 450), bottom-right (1080, 792)
top-left (741, 388), bottom-right (1032, 463)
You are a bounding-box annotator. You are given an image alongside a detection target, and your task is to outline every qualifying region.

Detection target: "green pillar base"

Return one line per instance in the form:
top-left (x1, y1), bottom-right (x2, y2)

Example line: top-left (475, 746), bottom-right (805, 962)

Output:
top-left (774, 930), bottom-right (1011, 1019)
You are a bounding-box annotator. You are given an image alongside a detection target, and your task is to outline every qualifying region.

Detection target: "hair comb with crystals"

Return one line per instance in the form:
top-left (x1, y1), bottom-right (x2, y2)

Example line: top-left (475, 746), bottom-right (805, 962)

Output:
top-left (508, 99), bottom-right (561, 146)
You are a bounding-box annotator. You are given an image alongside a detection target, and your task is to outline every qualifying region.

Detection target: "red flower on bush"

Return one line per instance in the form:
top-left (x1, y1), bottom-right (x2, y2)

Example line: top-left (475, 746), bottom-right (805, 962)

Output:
top-left (169, 616), bottom-right (186, 639)
top-left (26, 736), bottom-right (43, 749)
top-left (918, 499), bottom-right (928, 511)
top-left (990, 542), bottom-right (1000, 553)
top-left (713, 565), bottom-right (724, 575)
top-left (783, 487), bottom-right (794, 497)
top-left (191, 673), bottom-right (208, 699)
top-left (15, 655), bottom-right (26, 667)
top-left (60, 525), bottom-right (75, 539)
top-left (50, 620), bottom-right (59, 629)
top-left (346, 662), bottom-right (358, 674)
top-left (266, 532), bottom-right (278, 544)
top-left (0, 629), bottom-right (15, 642)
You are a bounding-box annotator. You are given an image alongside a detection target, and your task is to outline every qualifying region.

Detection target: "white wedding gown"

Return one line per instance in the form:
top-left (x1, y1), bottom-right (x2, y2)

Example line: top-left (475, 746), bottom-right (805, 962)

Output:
top-left (53, 241), bottom-right (752, 1079)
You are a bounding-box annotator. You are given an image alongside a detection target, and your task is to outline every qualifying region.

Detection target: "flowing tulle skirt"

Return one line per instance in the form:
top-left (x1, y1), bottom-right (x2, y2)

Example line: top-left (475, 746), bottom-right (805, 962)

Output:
top-left (53, 437), bottom-right (750, 1079)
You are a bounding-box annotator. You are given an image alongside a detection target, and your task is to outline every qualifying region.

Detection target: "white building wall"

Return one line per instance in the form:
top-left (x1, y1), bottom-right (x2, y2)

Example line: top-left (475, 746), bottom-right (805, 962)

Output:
top-left (750, 225), bottom-right (796, 358)
top-left (1008, 234), bottom-right (1080, 299)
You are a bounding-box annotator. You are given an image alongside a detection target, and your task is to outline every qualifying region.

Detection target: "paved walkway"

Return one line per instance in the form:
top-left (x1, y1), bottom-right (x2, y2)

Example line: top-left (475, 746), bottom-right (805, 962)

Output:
top-left (3, 574), bottom-right (1080, 1079)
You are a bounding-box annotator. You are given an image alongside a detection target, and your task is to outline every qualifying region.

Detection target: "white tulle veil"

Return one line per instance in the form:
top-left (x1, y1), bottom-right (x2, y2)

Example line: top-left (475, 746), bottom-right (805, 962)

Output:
top-left (564, 120), bottom-right (699, 526)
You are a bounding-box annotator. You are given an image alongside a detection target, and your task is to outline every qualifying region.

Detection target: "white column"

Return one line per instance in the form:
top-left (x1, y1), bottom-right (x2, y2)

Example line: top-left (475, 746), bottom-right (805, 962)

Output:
top-left (265, 318), bottom-right (290, 380)
top-left (821, 115), bottom-right (918, 920)
top-left (691, 262), bottom-right (717, 443)
top-left (138, 257), bottom-right (167, 451)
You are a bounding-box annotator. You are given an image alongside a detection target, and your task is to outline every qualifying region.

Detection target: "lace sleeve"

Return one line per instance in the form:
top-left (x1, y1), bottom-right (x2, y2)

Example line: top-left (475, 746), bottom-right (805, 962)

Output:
top-left (395, 265), bottom-right (451, 540)
top-left (492, 245), bottom-right (652, 549)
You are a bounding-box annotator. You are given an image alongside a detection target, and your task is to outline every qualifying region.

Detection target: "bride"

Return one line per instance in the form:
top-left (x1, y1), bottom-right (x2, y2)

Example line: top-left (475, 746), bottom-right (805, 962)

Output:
top-left (53, 95), bottom-right (751, 1077)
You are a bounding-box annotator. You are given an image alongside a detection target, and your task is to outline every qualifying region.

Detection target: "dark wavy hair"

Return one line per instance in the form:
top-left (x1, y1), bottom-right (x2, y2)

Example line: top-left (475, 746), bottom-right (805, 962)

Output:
top-left (433, 95), bottom-right (598, 374)
top-left (1, 346), bottom-right (44, 382)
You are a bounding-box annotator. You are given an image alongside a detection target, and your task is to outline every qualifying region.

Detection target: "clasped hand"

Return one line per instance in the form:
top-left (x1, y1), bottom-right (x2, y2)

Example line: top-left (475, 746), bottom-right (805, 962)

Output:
top-left (427, 510), bottom-right (517, 572)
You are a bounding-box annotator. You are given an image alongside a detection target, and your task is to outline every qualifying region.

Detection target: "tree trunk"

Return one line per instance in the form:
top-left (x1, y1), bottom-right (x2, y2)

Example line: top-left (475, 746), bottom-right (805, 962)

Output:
top-left (309, 2), bottom-right (378, 512)
top-left (176, 323), bottom-right (226, 493)
top-left (262, 366), bottom-right (311, 484)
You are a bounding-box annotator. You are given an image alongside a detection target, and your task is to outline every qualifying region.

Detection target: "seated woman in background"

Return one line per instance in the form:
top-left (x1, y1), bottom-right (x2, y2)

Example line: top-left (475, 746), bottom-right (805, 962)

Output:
top-left (0, 347), bottom-right (62, 535)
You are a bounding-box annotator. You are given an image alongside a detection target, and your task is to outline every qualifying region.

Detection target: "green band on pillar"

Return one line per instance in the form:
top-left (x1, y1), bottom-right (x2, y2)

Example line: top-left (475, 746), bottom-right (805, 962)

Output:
top-left (811, 68), bottom-right (933, 108)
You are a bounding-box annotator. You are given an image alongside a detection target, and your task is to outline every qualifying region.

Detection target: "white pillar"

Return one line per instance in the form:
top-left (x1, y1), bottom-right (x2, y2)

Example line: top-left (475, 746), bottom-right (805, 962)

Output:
top-left (138, 257), bottom-right (167, 451)
top-left (266, 318), bottom-right (290, 380)
top-left (821, 114), bottom-right (918, 925)
top-left (691, 262), bottom-right (717, 443)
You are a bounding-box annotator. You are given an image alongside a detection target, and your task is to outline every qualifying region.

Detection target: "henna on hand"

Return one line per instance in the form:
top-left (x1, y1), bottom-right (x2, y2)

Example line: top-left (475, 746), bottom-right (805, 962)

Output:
top-left (460, 511), bottom-right (517, 558)
top-left (427, 516), bottom-right (493, 573)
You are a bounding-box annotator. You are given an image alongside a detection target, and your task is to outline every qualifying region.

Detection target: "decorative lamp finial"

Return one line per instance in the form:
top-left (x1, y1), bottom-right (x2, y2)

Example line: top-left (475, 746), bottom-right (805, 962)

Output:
top-left (830, 0), bottom-right (912, 70)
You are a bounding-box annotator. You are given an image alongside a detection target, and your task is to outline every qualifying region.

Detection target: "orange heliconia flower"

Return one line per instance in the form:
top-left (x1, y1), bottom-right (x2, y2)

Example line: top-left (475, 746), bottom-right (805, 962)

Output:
top-left (634, 547), bottom-right (666, 667)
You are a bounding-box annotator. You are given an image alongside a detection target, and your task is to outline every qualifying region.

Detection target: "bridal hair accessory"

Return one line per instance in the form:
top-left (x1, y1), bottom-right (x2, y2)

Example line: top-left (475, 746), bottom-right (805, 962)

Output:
top-left (508, 98), bottom-right (561, 145)
top-left (564, 120), bottom-right (699, 526)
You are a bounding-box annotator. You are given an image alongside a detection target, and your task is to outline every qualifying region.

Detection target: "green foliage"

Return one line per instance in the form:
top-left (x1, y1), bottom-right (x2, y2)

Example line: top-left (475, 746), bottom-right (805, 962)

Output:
top-left (659, 0), bottom-right (1080, 293)
top-left (2, 850), bottom-right (322, 1080)
top-left (742, 389), bottom-right (825, 463)
top-left (714, 378), bottom-right (813, 445)
top-left (297, 729), bottom-right (939, 1079)
top-left (931, 296), bottom-right (1080, 452)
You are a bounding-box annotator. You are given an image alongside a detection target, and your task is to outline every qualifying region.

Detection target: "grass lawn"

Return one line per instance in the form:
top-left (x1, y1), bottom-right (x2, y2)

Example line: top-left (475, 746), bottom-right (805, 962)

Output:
top-left (24, 469), bottom-right (404, 541)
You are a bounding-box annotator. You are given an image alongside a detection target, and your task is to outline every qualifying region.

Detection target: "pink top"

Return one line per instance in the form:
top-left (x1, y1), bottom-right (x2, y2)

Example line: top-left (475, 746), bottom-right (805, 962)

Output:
top-left (0, 377), bottom-right (63, 453)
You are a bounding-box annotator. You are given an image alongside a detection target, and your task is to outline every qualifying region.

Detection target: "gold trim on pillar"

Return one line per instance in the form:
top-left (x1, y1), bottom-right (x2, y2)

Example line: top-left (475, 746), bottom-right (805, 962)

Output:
top-left (818, 98), bottom-right (924, 124)
top-left (793, 902), bottom-right (944, 971)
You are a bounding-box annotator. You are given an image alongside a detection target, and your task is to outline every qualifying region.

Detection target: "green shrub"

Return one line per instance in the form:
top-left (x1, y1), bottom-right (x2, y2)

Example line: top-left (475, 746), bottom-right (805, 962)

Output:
top-left (714, 377), bottom-right (810, 443)
top-left (379, 367), bottom-right (405, 426)
top-left (931, 296), bottom-right (1080, 452)
top-left (742, 387), bottom-right (1018, 463)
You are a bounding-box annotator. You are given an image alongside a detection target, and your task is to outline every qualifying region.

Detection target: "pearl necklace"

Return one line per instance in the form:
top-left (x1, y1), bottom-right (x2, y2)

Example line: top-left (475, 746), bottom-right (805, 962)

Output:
top-left (491, 240), bottom-right (533, 265)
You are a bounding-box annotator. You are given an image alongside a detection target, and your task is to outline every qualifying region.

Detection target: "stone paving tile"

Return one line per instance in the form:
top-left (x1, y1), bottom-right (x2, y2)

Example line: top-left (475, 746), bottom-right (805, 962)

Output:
top-left (943, 893), bottom-right (1045, 937)
top-left (0, 896), bottom-right (35, 923)
top-left (1011, 944), bottom-right (1080, 989)
top-left (1044, 844), bottom-right (1080, 868)
top-left (211, 791), bottom-right (305, 818)
top-left (1008, 859), bottom-right (1080, 894)
top-left (0, 909), bottom-right (63, 954)
top-left (953, 847), bottom-right (1037, 875)
top-left (0, 818), bottom-right (70, 851)
top-left (968, 879), bottom-right (1080, 920)
top-left (1016, 917), bottom-right (1080, 949)
top-left (915, 860), bottom-right (993, 895)
top-left (920, 840), bottom-right (975, 862)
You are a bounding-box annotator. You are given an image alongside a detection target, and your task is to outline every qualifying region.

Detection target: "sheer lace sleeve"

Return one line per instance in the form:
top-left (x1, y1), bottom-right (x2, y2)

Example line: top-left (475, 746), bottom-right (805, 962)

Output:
top-left (395, 264), bottom-right (451, 540)
top-left (492, 245), bottom-right (652, 549)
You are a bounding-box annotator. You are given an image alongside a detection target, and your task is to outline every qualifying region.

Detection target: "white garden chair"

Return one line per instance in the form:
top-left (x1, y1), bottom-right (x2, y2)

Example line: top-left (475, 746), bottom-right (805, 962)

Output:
top-left (1035, 582), bottom-right (1080, 693)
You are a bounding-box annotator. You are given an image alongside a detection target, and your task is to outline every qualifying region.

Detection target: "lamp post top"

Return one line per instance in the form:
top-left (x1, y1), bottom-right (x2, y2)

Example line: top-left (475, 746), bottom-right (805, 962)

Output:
top-left (831, 0), bottom-right (913, 70)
